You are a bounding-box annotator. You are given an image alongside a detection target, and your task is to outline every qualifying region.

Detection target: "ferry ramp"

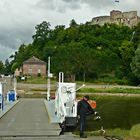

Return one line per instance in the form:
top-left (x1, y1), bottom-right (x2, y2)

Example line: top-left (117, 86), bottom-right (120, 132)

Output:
top-left (0, 99), bottom-right (61, 137)
top-left (0, 99), bottom-right (106, 140)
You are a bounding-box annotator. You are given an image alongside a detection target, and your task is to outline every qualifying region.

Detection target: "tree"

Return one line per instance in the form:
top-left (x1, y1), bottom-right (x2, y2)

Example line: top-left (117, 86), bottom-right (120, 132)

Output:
top-left (119, 40), bottom-right (135, 77)
top-left (11, 44), bottom-right (34, 73)
top-left (3, 59), bottom-right (12, 74)
top-left (69, 19), bottom-right (78, 27)
top-left (133, 23), bottom-right (140, 46)
top-left (131, 45), bottom-right (140, 79)
top-left (51, 25), bottom-right (66, 45)
top-left (6, 18), bottom-right (139, 84)
top-left (32, 21), bottom-right (51, 47)
top-left (0, 60), bottom-right (4, 73)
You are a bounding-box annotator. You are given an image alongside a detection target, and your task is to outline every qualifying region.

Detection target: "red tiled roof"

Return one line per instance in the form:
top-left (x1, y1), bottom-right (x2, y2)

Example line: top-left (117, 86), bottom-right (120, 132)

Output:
top-left (23, 56), bottom-right (46, 65)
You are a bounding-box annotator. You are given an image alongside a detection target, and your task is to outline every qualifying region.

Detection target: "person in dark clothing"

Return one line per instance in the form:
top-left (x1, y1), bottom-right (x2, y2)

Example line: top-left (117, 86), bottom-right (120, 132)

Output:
top-left (77, 95), bottom-right (97, 138)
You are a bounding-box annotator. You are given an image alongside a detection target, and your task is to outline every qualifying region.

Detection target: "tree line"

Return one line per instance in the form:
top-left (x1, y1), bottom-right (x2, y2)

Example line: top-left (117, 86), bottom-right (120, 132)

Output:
top-left (1, 19), bottom-right (140, 85)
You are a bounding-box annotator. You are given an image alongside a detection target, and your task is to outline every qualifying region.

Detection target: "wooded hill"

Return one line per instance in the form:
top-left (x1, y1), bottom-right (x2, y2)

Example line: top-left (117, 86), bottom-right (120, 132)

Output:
top-left (5, 20), bottom-right (140, 85)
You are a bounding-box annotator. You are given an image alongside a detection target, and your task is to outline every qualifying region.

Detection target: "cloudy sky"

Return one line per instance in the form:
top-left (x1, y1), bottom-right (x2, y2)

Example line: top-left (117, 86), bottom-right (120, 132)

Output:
top-left (0, 0), bottom-right (139, 62)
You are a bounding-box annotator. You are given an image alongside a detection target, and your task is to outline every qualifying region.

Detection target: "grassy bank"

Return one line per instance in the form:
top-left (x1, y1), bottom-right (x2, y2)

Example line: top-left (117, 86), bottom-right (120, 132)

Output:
top-left (18, 77), bottom-right (47, 84)
top-left (78, 87), bottom-right (140, 94)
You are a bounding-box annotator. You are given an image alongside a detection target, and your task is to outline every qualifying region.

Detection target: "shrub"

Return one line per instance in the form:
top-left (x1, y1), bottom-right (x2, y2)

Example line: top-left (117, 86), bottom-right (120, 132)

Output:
top-left (129, 124), bottom-right (140, 138)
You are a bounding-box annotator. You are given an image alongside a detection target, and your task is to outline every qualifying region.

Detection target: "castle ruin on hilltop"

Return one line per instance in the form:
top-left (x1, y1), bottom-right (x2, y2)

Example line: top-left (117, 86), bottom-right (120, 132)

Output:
top-left (90, 10), bottom-right (140, 27)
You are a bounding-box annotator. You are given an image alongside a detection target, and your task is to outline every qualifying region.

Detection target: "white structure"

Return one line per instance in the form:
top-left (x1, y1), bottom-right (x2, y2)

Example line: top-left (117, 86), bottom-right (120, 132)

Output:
top-left (47, 56), bottom-right (53, 100)
top-left (0, 82), bottom-right (3, 110)
top-left (13, 77), bottom-right (17, 100)
top-left (0, 82), bottom-right (2, 102)
top-left (55, 72), bottom-right (77, 127)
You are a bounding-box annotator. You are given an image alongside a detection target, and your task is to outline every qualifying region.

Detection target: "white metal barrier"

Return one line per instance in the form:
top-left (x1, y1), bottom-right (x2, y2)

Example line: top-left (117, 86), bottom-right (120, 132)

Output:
top-left (0, 82), bottom-right (3, 110)
top-left (55, 72), bottom-right (77, 123)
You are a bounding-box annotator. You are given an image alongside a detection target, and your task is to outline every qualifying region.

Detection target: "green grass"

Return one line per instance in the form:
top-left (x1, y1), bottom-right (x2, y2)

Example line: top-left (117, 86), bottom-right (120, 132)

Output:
top-left (19, 77), bottom-right (47, 84)
top-left (74, 127), bottom-right (140, 139)
top-left (105, 124), bottom-right (140, 140)
top-left (129, 124), bottom-right (140, 138)
top-left (18, 76), bottom-right (57, 84)
top-left (30, 88), bottom-right (47, 91)
top-left (78, 87), bottom-right (140, 94)
top-left (94, 77), bottom-right (129, 85)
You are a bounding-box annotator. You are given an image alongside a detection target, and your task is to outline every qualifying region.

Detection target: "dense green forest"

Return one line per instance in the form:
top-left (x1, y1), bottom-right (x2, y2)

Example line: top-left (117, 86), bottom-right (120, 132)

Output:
top-left (1, 20), bottom-right (140, 85)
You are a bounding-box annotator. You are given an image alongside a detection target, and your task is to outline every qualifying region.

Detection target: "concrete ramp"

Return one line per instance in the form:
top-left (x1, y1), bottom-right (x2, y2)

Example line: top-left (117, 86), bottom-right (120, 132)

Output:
top-left (0, 99), bottom-right (61, 137)
top-left (0, 130), bottom-right (60, 137)
top-left (44, 100), bottom-right (61, 123)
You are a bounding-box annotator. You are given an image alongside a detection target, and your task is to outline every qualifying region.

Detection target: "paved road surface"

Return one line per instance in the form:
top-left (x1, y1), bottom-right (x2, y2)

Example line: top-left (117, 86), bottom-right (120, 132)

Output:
top-left (0, 99), bottom-right (106, 140)
top-left (0, 99), bottom-right (60, 137)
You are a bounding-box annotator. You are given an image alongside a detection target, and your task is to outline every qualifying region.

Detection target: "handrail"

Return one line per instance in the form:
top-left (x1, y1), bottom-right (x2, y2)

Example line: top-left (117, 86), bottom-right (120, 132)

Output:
top-left (55, 83), bottom-right (67, 123)
top-left (59, 72), bottom-right (64, 83)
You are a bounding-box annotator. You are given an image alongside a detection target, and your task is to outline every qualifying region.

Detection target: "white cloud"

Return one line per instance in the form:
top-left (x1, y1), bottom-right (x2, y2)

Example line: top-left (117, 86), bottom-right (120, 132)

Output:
top-left (0, 44), bottom-right (15, 62)
top-left (0, 0), bottom-right (140, 62)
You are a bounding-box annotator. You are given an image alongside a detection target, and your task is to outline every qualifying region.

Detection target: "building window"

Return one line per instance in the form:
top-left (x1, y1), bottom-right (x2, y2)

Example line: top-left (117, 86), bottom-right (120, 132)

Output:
top-left (38, 68), bottom-right (41, 74)
top-left (28, 68), bottom-right (32, 74)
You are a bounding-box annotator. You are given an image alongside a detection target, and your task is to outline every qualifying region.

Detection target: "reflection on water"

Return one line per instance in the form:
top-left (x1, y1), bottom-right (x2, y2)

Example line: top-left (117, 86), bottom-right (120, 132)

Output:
top-left (86, 95), bottom-right (140, 131)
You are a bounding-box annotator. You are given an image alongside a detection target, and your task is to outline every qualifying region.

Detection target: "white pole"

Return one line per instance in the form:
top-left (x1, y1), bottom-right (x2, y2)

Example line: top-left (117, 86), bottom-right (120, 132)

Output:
top-left (47, 56), bottom-right (51, 100)
top-left (0, 82), bottom-right (3, 110)
top-left (13, 76), bottom-right (17, 100)
top-left (0, 82), bottom-right (2, 94)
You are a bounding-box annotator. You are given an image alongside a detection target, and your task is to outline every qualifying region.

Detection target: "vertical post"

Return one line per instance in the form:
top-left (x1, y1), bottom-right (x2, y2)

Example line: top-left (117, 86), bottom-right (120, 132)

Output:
top-left (59, 72), bottom-right (64, 83)
top-left (13, 76), bottom-right (17, 100)
top-left (0, 82), bottom-right (3, 110)
top-left (47, 56), bottom-right (51, 100)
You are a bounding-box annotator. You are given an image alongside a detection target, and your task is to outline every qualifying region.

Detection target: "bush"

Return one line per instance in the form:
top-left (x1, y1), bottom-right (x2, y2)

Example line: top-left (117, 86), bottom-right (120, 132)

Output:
top-left (129, 124), bottom-right (140, 138)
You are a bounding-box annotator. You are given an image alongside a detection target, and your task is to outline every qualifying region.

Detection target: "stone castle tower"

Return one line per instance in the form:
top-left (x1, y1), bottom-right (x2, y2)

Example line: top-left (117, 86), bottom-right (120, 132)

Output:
top-left (90, 10), bottom-right (140, 27)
